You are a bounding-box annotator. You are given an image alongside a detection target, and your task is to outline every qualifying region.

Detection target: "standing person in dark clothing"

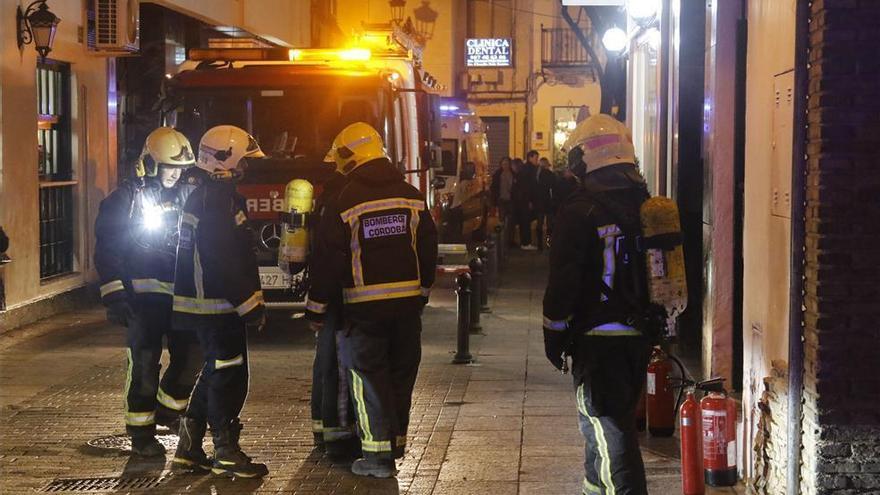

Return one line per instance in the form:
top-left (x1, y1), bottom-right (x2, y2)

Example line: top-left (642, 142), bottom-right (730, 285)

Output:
top-left (306, 122), bottom-right (437, 478)
top-left (94, 127), bottom-right (202, 457)
top-left (172, 125), bottom-right (269, 478)
top-left (513, 156), bottom-right (536, 249)
top-left (543, 115), bottom-right (653, 494)
top-left (490, 157), bottom-right (516, 247)
top-left (307, 168), bottom-right (359, 459)
top-left (534, 157), bottom-right (557, 252)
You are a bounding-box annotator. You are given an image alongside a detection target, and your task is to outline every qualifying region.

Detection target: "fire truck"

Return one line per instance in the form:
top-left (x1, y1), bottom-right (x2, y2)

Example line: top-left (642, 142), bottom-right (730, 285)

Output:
top-left (164, 25), bottom-right (443, 310)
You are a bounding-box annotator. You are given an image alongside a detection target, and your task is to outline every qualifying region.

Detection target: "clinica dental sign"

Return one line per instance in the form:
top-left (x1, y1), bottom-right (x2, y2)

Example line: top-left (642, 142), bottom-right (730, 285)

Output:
top-left (466, 38), bottom-right (512, 67)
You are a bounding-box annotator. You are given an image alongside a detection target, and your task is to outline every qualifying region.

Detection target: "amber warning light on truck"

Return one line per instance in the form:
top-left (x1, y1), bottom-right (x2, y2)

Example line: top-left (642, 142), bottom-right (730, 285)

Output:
top-left (466, 38), bottom-right (512, 67)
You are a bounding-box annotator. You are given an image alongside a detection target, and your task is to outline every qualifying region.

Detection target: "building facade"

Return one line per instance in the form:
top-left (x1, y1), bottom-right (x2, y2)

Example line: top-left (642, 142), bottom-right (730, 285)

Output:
top-left (0, 0), bottom-right (310, 330)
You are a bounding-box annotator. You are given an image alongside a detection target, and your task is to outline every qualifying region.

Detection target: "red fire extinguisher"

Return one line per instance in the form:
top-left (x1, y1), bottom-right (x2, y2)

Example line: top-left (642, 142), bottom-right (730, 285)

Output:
top-left (646, 347), bottom-right (675, 436)
top-left (679, 390), bottom-right (704, 495)
top-left (701, 388), bottom-right (738, 486)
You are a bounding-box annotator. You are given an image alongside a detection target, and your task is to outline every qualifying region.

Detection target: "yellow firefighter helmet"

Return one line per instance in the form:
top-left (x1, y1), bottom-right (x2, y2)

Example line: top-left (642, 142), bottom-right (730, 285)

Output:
top-left (135, 127), bottom-right (196, 178)
top-left (324, 122), bottom-right (388, 175)
top-left (565, 114), bottom-right (636, 175)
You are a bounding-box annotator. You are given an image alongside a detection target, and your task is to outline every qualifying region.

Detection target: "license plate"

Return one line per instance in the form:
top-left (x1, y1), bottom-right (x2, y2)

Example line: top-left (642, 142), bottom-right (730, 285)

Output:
top-left (259, 267), bottom-right (292, 289)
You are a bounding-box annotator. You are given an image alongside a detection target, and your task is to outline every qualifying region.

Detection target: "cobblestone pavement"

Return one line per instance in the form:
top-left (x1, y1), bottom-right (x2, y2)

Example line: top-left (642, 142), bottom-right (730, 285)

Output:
top-left (0, 251), bottom-right (742, 494)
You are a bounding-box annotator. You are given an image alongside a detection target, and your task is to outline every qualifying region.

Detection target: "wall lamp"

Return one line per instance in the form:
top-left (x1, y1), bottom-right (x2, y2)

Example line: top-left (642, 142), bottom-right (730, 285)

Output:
top-left (17, 0), bottom-right (61, 61)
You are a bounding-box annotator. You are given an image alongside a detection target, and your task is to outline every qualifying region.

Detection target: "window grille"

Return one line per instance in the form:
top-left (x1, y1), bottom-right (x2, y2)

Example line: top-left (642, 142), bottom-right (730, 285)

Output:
top-left (37, 60), bottom-right (76, 279)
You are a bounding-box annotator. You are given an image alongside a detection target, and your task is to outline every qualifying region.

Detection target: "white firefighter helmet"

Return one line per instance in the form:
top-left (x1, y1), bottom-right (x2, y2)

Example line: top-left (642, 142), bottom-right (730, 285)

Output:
top-left (197, 125), bottom-right (265, 179)
top-left (136, 127), bottom-right (196, 178)
top-left (565, 114), bottom-right (636, 175)
top-left (323, 122), bottom-right (388, 175)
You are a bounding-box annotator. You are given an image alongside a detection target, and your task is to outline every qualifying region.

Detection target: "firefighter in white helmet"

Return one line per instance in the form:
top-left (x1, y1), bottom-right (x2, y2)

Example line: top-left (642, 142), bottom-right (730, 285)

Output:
top-left (171, 125), bottom-right (269, 478)
top-left (306, 122), bottom-right (438, 478)
top-left (543, 114), bottom-right (653, 494)
top-left (94, 127), bottom-right (202, 457)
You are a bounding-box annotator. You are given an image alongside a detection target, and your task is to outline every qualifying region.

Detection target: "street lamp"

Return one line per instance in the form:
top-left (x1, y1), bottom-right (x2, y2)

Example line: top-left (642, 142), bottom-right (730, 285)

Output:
top-left (413, 1), bottom-right (438, 42)
top-left (602, 27), bottom-right (628, 53)
top-left (626, 0), bottom-right (660, 27)
top-left (389, 0), bottom-right (406, 25)
top-left (17, 0), bottom-right (60, 61)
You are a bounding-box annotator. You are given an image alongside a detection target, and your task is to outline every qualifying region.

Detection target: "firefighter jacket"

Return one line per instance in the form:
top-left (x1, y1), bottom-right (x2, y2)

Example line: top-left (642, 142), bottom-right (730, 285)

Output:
top-left (172, 176), bottom-right (264, 330)
top-left (94, 177), bottom-right (187, 306)
top-left (306, 171), bottom-right (349, 309)
top-left (542, 163), bottom-right (650, 337)
top-left (305, 158), bottom-right (438, 321)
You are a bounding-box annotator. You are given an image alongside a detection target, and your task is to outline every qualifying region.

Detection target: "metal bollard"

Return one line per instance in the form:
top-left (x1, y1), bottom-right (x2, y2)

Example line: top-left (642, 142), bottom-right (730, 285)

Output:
top-left (476, 245), bottom-right (491, 313)
top-left (485, 235), bottom-right (498, 289)
top-left (468, 257), bottom-right (483, 333)
top-left (452, 272), bottom-right (473, 364)
top-left (494, 224), bottom-right (505, 265)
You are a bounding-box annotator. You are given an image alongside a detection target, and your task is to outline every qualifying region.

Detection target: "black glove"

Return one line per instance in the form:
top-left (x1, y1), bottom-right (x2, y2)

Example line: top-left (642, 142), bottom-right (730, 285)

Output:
top-left (543, 327), bottom-right (571, 371)
top-left (244, 308), bottom-right (267, 332)
top-left (107, 300), bottom-right (135, 327)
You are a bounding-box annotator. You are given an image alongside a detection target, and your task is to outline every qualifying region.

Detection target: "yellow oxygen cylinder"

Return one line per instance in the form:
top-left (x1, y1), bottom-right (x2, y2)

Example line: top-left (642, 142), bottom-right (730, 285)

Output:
top-left (640, 197), bottom-right (688, 332)
top-left (278, 179), bottom-right (314, 274)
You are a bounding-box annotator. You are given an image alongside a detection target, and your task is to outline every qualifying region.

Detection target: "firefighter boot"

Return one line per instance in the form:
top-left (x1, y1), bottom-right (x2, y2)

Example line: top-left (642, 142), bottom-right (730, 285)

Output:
top-left (128, 426), bottom-right (166, 457)
top-left (211, 419), bottom-right (269, 479)
top-left (351, 457), bottom-right (396, 478)
top-left (325, 436), bottom-right (362, 460)
top-left (172, 417), bottom-right (211, 473)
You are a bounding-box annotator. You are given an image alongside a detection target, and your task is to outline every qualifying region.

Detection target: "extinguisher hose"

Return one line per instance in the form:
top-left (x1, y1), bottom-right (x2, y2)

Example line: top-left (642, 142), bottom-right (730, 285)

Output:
top-left (668, 352), bottom-right (691, 422)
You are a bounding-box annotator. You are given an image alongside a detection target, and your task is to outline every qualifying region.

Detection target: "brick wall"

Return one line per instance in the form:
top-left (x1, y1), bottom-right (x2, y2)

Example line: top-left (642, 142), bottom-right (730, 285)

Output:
top-left (751, 360), bottom-right (789, 494)
top-left (804, 0), bottom-right (880, 492)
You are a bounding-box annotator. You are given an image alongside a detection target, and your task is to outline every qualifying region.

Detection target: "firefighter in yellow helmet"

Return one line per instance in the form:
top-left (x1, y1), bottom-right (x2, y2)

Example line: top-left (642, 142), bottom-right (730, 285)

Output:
top-left (543, 114), bottom-right (653, 494)
top-left (171, 125), bottom-right (269, 478)
top-left (94, 127), bottom-right (202, 457)
top-left (306, 122), bottom-right (438, 478)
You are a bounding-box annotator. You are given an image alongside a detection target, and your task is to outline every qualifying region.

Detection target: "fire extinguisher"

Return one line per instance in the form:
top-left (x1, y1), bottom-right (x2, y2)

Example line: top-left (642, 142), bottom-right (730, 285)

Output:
top-left (701, 385), bottom-right (738, 487)
top-left (646, 347), bottom-right (676, 436)
top-left (679, 389), bottom-right (704, 495)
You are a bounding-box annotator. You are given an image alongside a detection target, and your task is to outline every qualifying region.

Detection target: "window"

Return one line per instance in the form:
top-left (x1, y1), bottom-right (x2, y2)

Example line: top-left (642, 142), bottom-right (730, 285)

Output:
top-left (37, 60), bottom-right (75, 279)
top-left (440, 139), bottom-right (459, 176)
top-left (467, 0), bottom-right (513, 39)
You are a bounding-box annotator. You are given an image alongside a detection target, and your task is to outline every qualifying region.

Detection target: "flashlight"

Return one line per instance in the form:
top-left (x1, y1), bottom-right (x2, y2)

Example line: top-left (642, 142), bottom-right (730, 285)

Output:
top-left (143, 207), bottom-right (164, 231)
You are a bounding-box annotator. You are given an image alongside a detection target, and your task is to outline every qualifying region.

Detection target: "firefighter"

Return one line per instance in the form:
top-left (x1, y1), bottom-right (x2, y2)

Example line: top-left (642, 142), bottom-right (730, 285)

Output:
top-left (94, 127), bottom-right (202, 457)
top-left (306, 122), bottom-right (438, 478)
top-left (171, 125), bottom-right (269, 478)
top-left (307, 167), bottom-right (360, 458)
top-left (543, 114), bottom-right (653, 495)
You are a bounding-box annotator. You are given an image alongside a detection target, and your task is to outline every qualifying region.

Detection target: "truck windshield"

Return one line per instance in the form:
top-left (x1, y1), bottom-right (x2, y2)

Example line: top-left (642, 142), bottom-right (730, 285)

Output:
top-left (172, 84), bottom-right (387, 169)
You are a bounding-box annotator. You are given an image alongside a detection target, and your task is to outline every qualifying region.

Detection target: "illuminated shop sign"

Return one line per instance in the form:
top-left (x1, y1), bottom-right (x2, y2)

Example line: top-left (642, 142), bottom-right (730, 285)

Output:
top-left (466, 38), bottom-right (512, 67)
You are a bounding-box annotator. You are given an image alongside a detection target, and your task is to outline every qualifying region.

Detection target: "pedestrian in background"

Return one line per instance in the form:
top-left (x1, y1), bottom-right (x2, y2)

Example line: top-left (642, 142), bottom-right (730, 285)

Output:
top-left (534, 156), bottom-right (557, 251)
top-left (490, 156), bottom-right (516, 247)
top-left (514, 155), bottom-right (536, 250)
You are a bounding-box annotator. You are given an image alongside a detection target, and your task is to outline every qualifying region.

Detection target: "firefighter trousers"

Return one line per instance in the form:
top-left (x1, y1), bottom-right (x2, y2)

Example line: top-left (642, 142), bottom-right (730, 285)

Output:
top-left (124, 300), bottom-right (202, 437)
top-left (573, 336), bottom-right (651, 495)
top-left (340, 309), bottom-right (422, 461)
top-left (185, 319), bottom-right (250, 430)
top-left (311, 300), bottom-right (356, 444)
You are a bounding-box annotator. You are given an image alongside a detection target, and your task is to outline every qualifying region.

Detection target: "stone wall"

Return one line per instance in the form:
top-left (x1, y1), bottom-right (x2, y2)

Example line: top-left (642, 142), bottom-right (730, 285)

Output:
top-left (803, 0), bottom-right (880, 492)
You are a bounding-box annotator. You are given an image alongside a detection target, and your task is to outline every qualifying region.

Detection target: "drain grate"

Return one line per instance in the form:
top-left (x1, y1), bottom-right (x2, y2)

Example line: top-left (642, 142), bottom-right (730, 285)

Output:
top-left (41, 476), bottom-right (165, 492)
top-left (87, 432), bottom-right (178, 452)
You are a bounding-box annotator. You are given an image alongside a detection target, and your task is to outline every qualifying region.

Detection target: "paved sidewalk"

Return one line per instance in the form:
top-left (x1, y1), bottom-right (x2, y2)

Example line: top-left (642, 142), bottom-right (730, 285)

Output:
top-left (0, 251), bottom-right (739, 494)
